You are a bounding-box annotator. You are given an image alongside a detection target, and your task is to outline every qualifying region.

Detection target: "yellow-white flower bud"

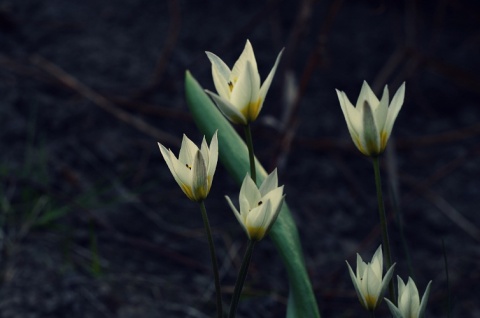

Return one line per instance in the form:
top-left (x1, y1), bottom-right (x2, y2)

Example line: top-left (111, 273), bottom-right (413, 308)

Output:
top-left (385, 276), bottom-right (432, 318)
top-left (346, 245), bottom-right (396, 311)
top-left (158, 132), bottom-right (218, 202)
top-left (226, 169), bottom-right (284, 241)
top-left (205, 40), bottom-right (283, 125)
top-left (336, 81), bottom-right (405, 157)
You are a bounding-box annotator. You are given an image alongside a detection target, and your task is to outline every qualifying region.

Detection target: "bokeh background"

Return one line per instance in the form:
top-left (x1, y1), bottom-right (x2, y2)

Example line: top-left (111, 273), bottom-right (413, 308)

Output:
top-left (1, 0), bottom-right (479, 317)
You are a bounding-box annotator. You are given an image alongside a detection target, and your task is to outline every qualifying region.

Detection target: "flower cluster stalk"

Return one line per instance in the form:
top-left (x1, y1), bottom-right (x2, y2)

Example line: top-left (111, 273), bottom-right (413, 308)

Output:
top-left (229, 240), bottom-right (255, 318)
top-left (199, 201), bottom-right (223, 318)
top-left (372, 156), bottom-right (395, 303)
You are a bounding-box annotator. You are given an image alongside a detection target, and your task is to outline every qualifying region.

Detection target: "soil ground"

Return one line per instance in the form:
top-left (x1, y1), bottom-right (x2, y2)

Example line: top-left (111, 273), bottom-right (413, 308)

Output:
top-left (1, 0), bottom-right (479, 317)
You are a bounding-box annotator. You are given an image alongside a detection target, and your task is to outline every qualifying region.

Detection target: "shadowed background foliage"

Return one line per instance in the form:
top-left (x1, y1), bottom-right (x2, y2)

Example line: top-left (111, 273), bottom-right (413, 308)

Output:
top-left (0, 0), bottom-right (479, 317)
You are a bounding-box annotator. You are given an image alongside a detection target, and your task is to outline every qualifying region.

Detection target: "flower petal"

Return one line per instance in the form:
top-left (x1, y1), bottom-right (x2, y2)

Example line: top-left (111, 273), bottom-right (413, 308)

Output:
top-left (226, 195), bottom-right (247, 234)
top-left (385, 298), bottom-right (405, 318)
top-left (205, 90), bottom-right (247, 125)
top-left (239, 173), bottom-right (261, 205)
top-left (158, 142), bottom-right (176, 176)
top-left (357, 81), bottom-right (379, 109)
top-left (379, 263), bottom-right (396, 308)
top-left (178, 134), bottom-right (199, 165)
top-left (230, 61), bottom-right (255, 117)
top-left (365, 265), bottom-right (380, 309)
top-left (259, 168), bottom-right (278, 196)
top-left (398, 279), bottom-right (413, 316)
top-left (371, 245), bottom-right (383, 278)
top-left (361, 100), bottom-right (380, 156)
top-left (258, 47), bottom-right (284, 111)
top-left (200, 136), bottom-right (209, 165)
top-left (172, 152), bottom-right (193, 191)
top-left (260, 186), bottom-right (284, 216)
top-left (158, 143), bottom-right (188, 186)
top-left (262, 193), bottom-right (284, 237)
top-left (239, 193), bottom-right (251, 218)
top-left (418, 280), bottom-right (432, 318)
top-left (206, 51), bottom-right (232, 100)
top-left (374, 85), bottom-right (389, 133)
top-left (347, 260), bottom-right (367, 309)
top-left (206, 51), bottom-right (232, 96)
top-left (407, 277), bottom-right (421, 314)
top-left (207, 131), bottom-right (218, 183)
top-left (245, 199), bottom-right (271, 240)
top-left (231, 39), bottom-right (257, 83)
top-left (336, 90), bottom-right (362, 146)
top-left (384, 82), bottom-right (405, 138)
top-left (192, 150), bottom-right (207, 201)
top-left (356, 253), bottom-right (365, 279)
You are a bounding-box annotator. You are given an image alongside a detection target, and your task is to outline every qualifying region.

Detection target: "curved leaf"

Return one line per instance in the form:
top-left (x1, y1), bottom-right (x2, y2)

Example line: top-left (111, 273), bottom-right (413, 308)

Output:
top-left (185, 71), bottom-right (320, 318)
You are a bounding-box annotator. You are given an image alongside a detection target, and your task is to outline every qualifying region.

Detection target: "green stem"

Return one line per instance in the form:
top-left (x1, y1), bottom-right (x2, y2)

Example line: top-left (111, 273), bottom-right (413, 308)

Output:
top-left (393, 194), bottom-right (414, 278)
top-left (442, 239), bottom-right (451, 318)
top-left (244, 125), bottom-right (256, 184)
top-left (229, 240), bottom-right (256, 318)
top-left (199, 201), bottom-right (223, 318)
top-left (371, 310), bottom-right (376, 318)
top-left (372, 156), bottom-right (395, 304)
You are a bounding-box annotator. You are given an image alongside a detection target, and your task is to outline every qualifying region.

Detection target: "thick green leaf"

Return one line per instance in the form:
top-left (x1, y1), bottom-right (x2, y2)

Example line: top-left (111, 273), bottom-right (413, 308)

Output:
top-left (185, 71), bottom-right (320, 318)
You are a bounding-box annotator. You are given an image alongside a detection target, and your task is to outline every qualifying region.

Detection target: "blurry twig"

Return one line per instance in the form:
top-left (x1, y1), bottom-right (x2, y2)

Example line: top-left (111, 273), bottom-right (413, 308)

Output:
top-left (135, 0), bottom-right (181, 98)
top-left (273, 0), bottom-right (344, 170)
top-left (186, 1), bottom-right (279, 71)
top-left (293, 124), bottom-right (480, 153)
top-left (421, 186), bottom-right (480, 243)
top-left (29, 55), bottom-right (180, 146)
top-left (0, 54), bottom-right (57, 85)
top-left (396, 123), bottom-right (480, 149)
top-left (282, 0), bottom-right (316, 72)
top-left (79, 286), bottom-right (115, 318)
top-left (419, 49), bottom-right (480, 94)
top-left (401, 145), bottom-right (480, 242)
top-left (372, 48), bottom-right (407, 93)
top-left (111, 97), bottom-right (191, 122)
top-left (111, 232), bottom-right (210, 272)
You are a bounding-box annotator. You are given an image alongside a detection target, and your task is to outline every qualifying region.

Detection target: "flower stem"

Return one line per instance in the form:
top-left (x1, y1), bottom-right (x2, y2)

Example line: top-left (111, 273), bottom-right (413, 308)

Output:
top-left (199, 201), bottom-right (223, 318)
top-left (372, 156), bottom-right (396, 304)
top-left (229, 240), bottom-right (256, 318)
top-left (244, 124), bottom-right (256, 184)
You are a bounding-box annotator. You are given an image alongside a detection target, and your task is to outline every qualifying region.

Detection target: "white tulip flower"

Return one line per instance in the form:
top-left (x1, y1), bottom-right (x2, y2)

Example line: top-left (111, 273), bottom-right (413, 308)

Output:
top-left (158, 132), bottom-right (218, 202)
top-left (205, 40), bottom-right (283, 125)
top-left (385, 276), bottom-right (432, 318)
top-left (226, 169), bottom-right (284, 241)
top-left (346, 245), bottom-right (396, 311)
top-left (336, 81), bottom-right (405, 157)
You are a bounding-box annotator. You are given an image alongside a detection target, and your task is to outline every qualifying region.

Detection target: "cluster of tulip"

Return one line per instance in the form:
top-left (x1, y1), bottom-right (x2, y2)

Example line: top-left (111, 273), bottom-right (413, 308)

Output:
top-left (157, 40), bottom-right (432, 317)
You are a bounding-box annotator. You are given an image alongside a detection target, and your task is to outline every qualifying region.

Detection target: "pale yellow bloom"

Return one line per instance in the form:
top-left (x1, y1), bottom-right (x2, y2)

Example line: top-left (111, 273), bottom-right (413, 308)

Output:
top-left (336, 81), bottom-right (405, 156)
top-left (205, 40), bottom-right (283, 125)
top-left (158, 132), bottom-right (218, 202)
top-left (346, 245), bottom-right (396, 311)
top-left (385, 276), bottom-right (432, 318)
top-left (225, 169), bottom-right (284, 241)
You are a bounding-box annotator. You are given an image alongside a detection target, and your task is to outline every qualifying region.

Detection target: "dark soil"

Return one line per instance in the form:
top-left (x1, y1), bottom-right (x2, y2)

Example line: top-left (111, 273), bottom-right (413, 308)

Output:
top-left (1, 0), bottom-right (479, 317)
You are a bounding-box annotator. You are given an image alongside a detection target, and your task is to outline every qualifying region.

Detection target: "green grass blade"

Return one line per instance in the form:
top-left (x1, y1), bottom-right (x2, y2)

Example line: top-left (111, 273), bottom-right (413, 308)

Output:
top-left (185, 71), bottom-right (320, 318)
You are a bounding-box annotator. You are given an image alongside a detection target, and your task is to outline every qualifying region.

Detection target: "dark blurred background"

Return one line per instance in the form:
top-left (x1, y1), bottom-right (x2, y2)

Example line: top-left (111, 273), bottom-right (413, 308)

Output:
top-left (0, 0), bottom-right (479, 317)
